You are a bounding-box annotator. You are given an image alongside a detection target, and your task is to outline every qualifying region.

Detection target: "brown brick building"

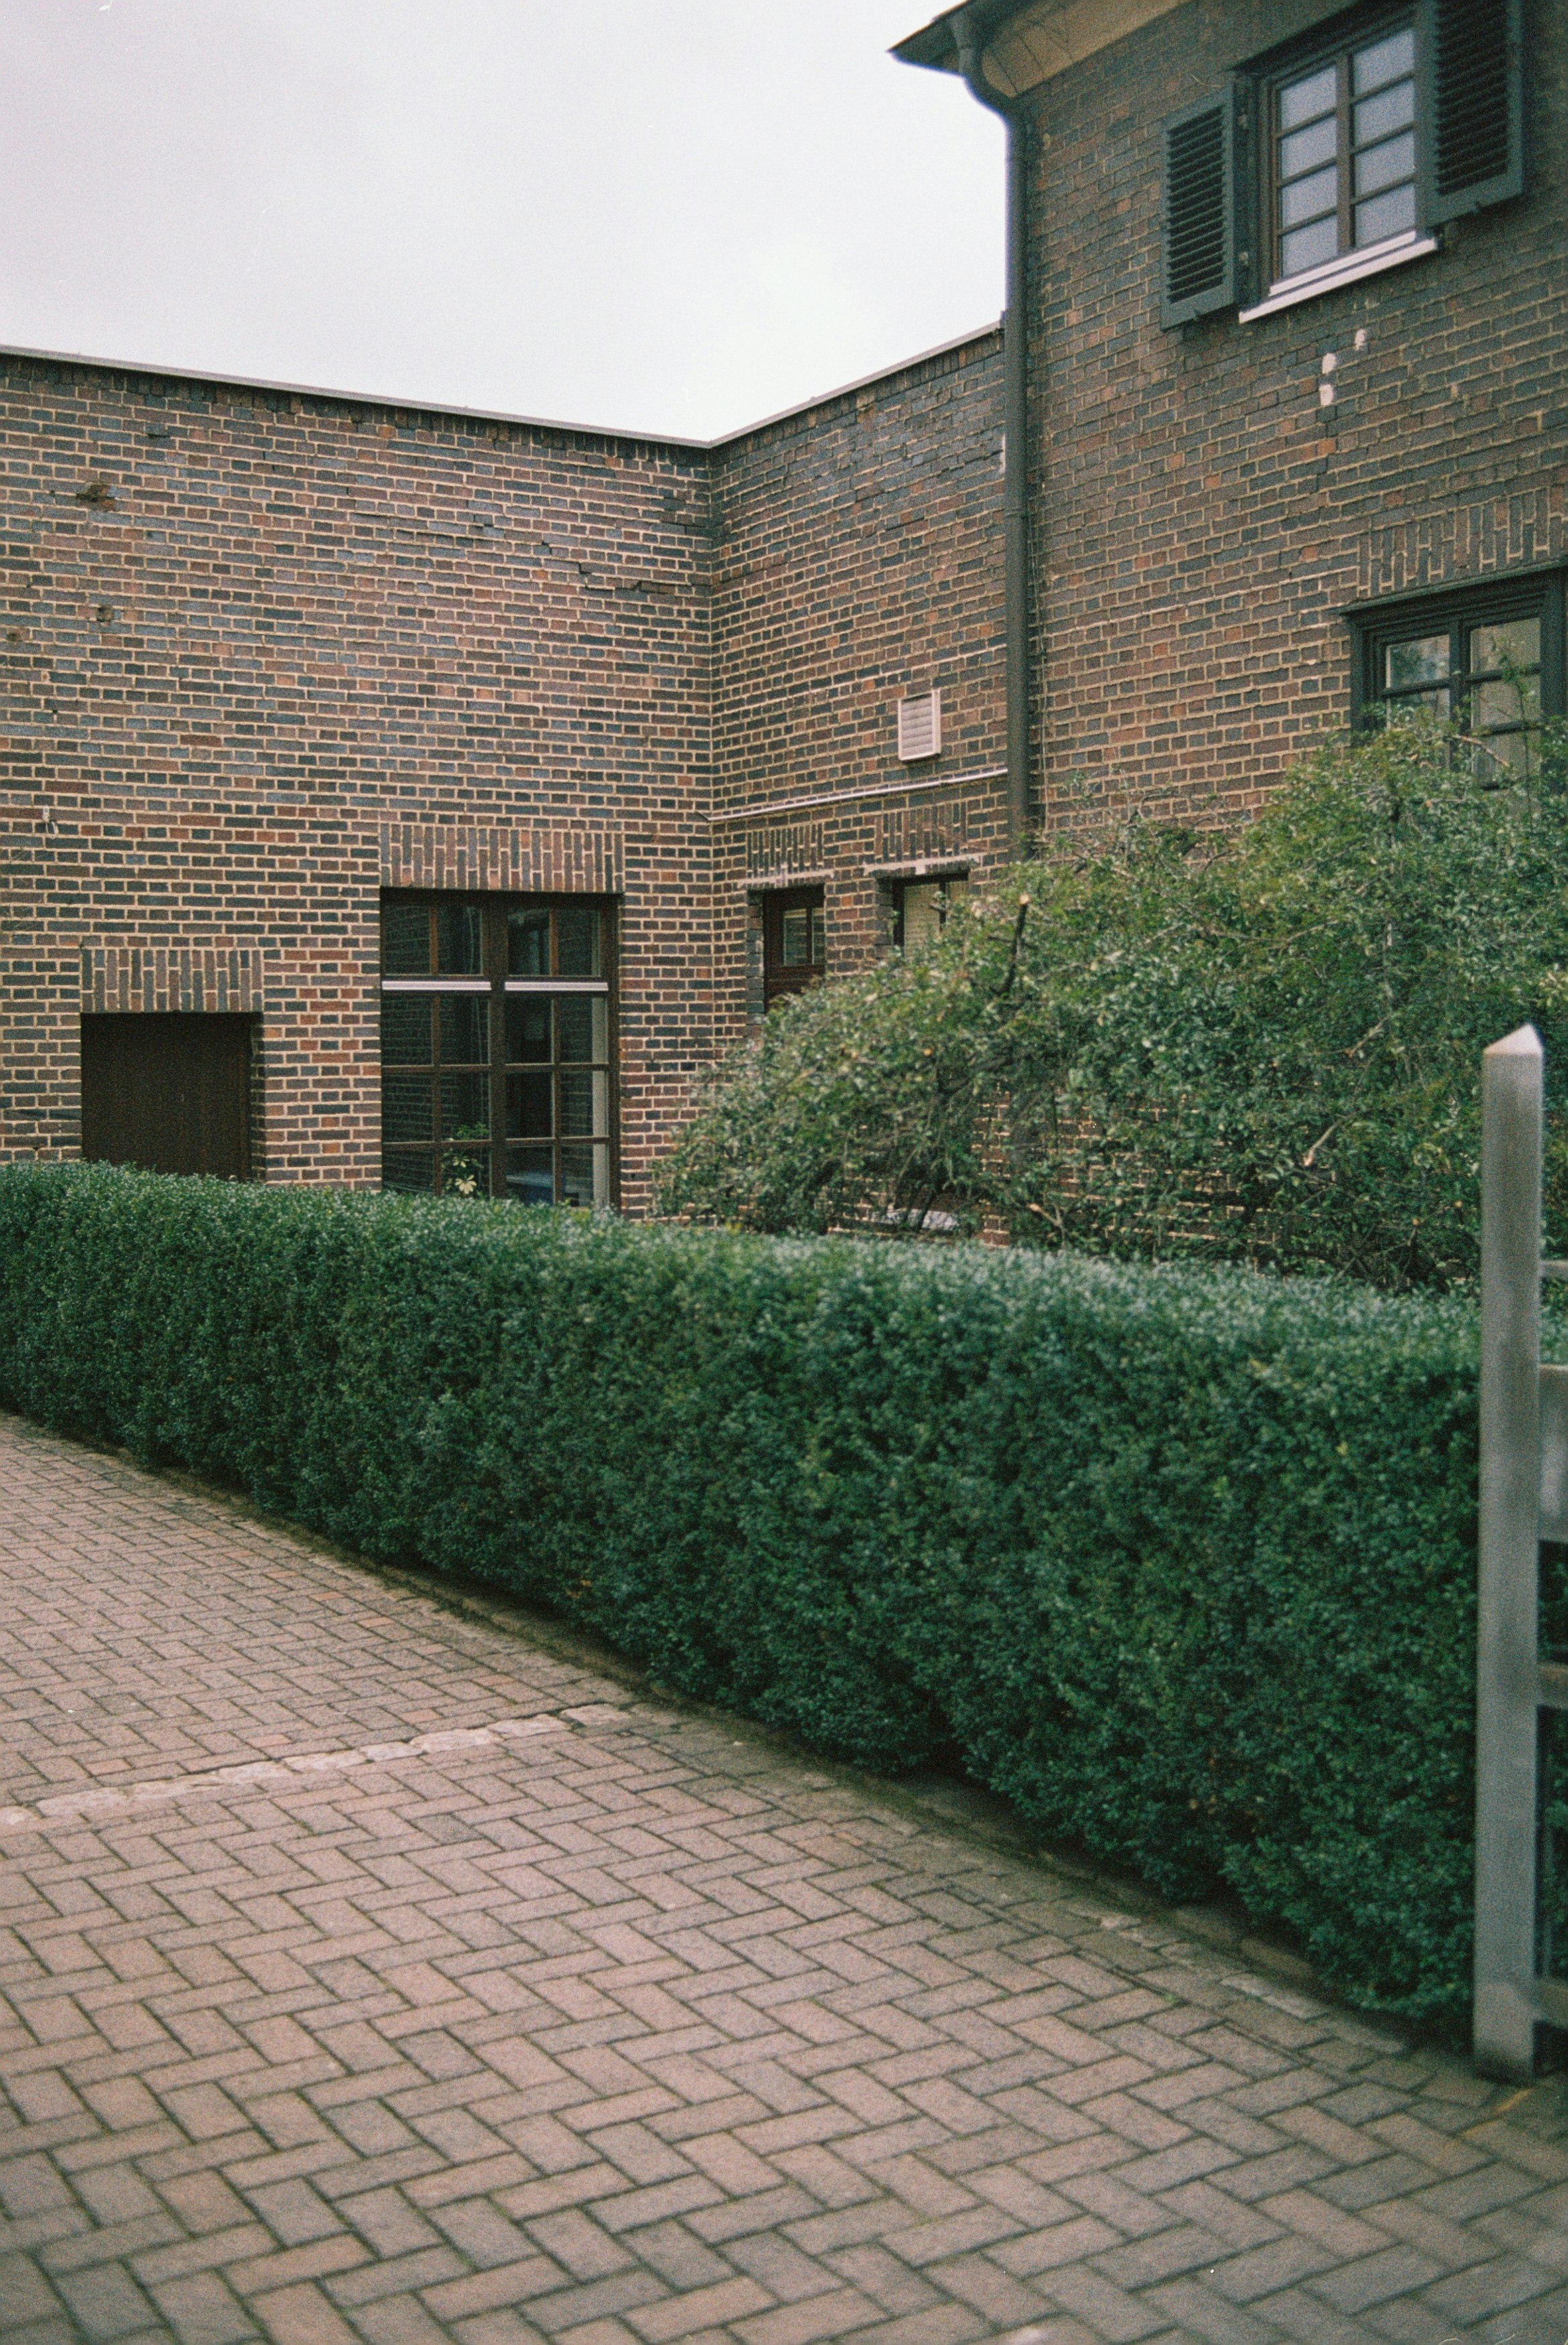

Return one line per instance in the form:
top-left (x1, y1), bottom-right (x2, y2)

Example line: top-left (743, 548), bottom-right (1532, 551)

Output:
top-left (898, 0), bottom-right (1564, 826)
top-left (4, 0), bottom-right (1560, 1205)
top-left (0, 331), bottom-right (1005, 1207)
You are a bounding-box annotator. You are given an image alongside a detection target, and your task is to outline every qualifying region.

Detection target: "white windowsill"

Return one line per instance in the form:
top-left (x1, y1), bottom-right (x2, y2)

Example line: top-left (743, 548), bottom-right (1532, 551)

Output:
top-left (1238, 228), bottom-right (1438, 323)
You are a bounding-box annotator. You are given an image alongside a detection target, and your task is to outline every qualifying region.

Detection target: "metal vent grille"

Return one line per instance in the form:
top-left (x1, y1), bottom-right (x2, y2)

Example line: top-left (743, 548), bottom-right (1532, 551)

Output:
top-left (897, 689), bottom-right (942, 762)
top-left (1433, 0), bottom-right (1510, 195)
top-left (1165, 105), bottom-right (1228, 308)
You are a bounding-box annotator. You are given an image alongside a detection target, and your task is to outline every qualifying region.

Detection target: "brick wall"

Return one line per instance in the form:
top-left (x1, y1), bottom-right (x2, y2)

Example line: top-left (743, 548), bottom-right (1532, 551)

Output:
top-left (1021, 0), bottom-right (1568, 829)
top-left (0, 358), bottom-right (714, 1204)
top-left (1, 335), bottom-right (1008, 1197)
top-left (711, 331), bottom-right (1008, 1051)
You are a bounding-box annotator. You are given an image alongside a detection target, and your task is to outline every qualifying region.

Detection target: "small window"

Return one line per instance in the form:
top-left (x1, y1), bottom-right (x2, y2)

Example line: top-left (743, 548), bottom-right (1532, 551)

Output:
top-left (892, 876), bottom-right (969, 953)
top-left (1352, 575), bottom-right (1565, 780)
top-left (763, 888), bottom-right (825, 1009)
top-left (380, 894), bottom-right (615, 1205)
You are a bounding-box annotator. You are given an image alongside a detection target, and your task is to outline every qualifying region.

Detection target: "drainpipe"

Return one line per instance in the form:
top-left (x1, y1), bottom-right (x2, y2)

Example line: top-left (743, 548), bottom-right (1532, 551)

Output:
top-left (952, 7), bottom-right (1030, 854)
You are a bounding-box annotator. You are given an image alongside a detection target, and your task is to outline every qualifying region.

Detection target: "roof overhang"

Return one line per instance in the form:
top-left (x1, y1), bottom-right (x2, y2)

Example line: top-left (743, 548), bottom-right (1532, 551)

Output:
top-left (894, 0), bottom-right (1187, 98)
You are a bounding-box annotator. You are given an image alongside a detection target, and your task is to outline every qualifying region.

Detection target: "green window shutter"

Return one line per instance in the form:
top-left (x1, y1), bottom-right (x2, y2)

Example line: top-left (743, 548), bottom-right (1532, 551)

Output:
top-left (1420, 0), bottom-right (1524, 224)
top-left (1161, 86), bottom-right (1247, 328)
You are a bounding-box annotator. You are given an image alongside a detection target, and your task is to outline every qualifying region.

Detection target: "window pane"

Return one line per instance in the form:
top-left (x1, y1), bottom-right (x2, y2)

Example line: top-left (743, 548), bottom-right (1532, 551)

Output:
top-left (780, 907), bottom-right (813, 965)
top-left (560, 1143), bottom-right (609, 1210)
top-left (508, 908), bottom-right (551, 976)
top-left (560, 1068), bottom-right (608, 1138)
top-left (558, 995), bottom-right (607, 1063)
top-left (1354, 130), bottom-right (1415, 198)
top-left (439, 1071), bottom-right (489, 1142)
top-left (1280, 115), bottom-right (1338, 178)
top-left (810, 907), bottom-right (825, 964)
top-left (1474, 726), bottom-right (1535, 778)
top-left (506, 998), bottom-right (552, 1062)
top-left (435, 904), bottom-right (482, 975)
top-left (1354, 78), bottom-right (1414, 145)
top-left (506, 1071), bottom-right (553, 1139)
top-left (505, 1146), bottom-right (555, 1206)
top-left (1476, 677), bottom-right (1543, 731)
top-left (1385, 635), bottom-right (1451, 689)
top-left (902, 884), bottom-right (944, 952)
top-left (1281, 216), bottom-right (1340, 276)
top-left (438, 994), bottom-right (488, 1065)
top-left (1279, 64), bottom-right (1338, 129)
top-left (382, 1150), bottom-right (435, 1194)
top-left (1388, 690), bottom-right (1451, 726)
top-left (1353, 27), bottom-right (1415, 95)
top-left (1354, 185), bottom-right (1417, 245)
top-left (1281, 163), bottom-right (1338, 228)
top-left (382, 1072), bottom-right (433, 1144)
top-left (1543, 1710), bottom-right (1568, 1982)
top-left (556, 906), bottom-right (601, 978)
top-left (382, 902), bottom-right (430, 974)
top-left (1471, 618), bottom-right (1543, 675)
top-left (380, 996), bottom-right (433, 1065)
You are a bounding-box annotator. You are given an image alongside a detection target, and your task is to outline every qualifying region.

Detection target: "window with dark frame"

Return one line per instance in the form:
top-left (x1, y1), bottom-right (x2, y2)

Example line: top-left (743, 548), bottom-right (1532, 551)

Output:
top-left (380, 894), bottom-right (615, 1205)
top-left (1351, 574), bottom-right (1566, 780)
top-left (762, 888), bottom-right (825, 1009)
top-left (1159, 0), bottom-right (1525, 329)
top-left (889, 875), bottom-right (969, 952)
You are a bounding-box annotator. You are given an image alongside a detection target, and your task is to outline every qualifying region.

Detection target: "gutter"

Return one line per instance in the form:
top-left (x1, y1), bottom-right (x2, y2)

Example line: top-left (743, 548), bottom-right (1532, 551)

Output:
top-left (948, 8), bottom-right (1032, 854)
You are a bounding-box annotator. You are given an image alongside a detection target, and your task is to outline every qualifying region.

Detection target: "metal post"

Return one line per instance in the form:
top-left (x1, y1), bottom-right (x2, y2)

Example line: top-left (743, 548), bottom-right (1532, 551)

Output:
top-left (1475, 1023), bottom-right (1543, 2079)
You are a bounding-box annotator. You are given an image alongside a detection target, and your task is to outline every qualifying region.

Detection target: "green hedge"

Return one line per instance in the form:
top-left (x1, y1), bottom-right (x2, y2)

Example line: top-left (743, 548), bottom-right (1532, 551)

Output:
top-left (0, 1164), bottom-right (1486, 2027)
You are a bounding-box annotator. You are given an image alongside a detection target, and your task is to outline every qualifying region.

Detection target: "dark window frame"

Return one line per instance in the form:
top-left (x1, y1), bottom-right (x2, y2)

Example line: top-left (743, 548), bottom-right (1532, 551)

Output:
top-left (762, 887), bottom-right (826, 1010)
top-left (887, 873), bottom-right (970, 952)
top-left (379, 891), bottom-right (619, 1206)
top-left (1348, 569), bottom-right (1567, 768)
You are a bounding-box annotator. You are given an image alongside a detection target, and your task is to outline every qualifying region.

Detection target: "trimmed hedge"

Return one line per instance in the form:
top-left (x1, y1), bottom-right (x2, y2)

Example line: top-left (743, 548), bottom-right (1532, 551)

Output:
top-left (0, 1164), bottom-right (1486, 2027)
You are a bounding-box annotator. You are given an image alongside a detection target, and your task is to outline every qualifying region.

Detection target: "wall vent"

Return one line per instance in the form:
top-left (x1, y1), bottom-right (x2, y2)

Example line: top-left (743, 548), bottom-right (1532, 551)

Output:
top-left (897, 689), bottom-right (942, 762)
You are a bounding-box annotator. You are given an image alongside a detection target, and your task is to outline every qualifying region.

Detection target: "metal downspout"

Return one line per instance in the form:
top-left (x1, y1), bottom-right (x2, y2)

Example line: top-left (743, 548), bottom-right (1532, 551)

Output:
top-left (952, 7), bottom-right (1030, 854)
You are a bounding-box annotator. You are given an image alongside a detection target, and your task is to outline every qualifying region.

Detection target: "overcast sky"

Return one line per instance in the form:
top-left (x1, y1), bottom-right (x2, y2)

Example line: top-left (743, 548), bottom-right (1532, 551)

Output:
top-left (1, 0), bottom-right (1003, 442)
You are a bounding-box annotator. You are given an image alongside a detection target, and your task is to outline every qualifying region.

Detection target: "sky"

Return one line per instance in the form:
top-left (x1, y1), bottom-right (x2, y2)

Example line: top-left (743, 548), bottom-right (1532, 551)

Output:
top-left (1, 0), bottom-right (1003, 443)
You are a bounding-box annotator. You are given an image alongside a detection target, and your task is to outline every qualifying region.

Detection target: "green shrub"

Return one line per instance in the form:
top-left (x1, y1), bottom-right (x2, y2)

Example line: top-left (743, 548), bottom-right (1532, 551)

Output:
top-left (0, 1163), bottom-right (1489, 2027)
top-left (659, 727), bottom-right (1568, 1286)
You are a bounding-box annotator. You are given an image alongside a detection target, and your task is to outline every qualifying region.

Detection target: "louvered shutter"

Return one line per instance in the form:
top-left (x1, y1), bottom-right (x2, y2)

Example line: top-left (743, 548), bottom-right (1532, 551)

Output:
top-left (1160, 87), bottom-right (1246, 328)
top-left (1420, 0), bottom-right (1524, 224)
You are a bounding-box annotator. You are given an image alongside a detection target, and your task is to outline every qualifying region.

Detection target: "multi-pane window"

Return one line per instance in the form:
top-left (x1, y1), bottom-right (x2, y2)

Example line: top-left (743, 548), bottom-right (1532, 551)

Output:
top-left (1273, 23), bottom-right (1416, 283)
top-left (1356, 580), bottom-right (1565, 781)
top-left (380, 894), bottom-right (614, 1204)
top-left (762, 888), bottom-right (825, 1010)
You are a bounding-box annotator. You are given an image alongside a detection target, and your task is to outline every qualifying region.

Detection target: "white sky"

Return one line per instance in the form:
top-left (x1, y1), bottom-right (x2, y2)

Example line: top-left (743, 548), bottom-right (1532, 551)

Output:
top-left (1, 0), bottom-right (1003, 442)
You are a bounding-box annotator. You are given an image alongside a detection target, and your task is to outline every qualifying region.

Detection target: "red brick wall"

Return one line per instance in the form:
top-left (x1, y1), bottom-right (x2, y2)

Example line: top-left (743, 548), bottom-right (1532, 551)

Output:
top-left (711, 332), bottom-right (1008, 1051)
top-left (1, 339), bottom-right (1009, 1198)
top-left (1021, 0), bottom-right (1568, 829)
top-left (0, 359), bottom-right (715, 1205)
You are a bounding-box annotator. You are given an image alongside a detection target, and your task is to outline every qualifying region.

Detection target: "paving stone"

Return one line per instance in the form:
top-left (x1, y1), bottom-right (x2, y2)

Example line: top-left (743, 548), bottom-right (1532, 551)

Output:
top-left (0, 1415), bottom-right (1562, 2345)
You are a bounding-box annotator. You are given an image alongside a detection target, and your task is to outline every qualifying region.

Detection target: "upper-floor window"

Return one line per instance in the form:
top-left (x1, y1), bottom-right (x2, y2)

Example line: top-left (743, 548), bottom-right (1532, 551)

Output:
top-left (1272, 23), bottom-right (1416, 284)
top-left (380, 893), bottom-right (615, 1205)
top-left (1161, 0), bottom-right (1524, 330)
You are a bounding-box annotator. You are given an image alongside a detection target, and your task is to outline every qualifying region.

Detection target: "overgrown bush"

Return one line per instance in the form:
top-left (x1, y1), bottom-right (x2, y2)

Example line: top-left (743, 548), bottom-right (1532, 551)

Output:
top-left (0, 1164), bottom-right (1490, 2027)
top-left (659, 727), bottom-right (1568, 1285)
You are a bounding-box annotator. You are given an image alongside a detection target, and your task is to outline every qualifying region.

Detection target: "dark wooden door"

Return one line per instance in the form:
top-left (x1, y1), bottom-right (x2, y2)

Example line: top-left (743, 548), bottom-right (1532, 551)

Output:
top-left (80, 1014), bottom-right (253, 1179)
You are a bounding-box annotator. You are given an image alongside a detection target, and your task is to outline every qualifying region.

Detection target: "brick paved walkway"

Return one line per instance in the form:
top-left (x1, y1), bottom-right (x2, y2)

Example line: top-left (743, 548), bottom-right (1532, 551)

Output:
top-left (1, 1414), bottom-right (1565, 2345)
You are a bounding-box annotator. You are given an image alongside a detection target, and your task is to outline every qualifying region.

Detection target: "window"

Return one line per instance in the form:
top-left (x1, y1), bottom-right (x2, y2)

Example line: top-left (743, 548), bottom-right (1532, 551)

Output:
top-left (762, 888), bottom-right (825, 1009)
top-left (81, 1014), bottom-right (253, 1179)
top-left (890, 876), bottom-right (969, 952)
top-left (1272, 23), bottom-right (1417, 285)
top-left (380, 894), bottom-right (614, 1205)
top-left (1351, 574), bottom-right (1565, 779)
top-left (1160, 0), bottom-right (1524, 328)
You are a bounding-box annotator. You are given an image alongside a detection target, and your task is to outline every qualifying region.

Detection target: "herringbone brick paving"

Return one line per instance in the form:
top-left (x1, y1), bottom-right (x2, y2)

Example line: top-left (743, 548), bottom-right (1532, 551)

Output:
top-left (1, 1414), bottom-right (1564, 2345)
